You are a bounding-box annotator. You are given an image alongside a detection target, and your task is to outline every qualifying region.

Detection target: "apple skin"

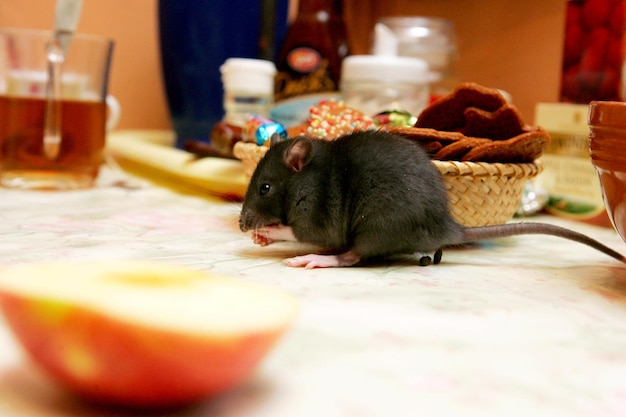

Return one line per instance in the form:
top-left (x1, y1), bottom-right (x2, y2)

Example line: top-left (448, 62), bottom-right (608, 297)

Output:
top-left (0, 264), bottom-right (297, 409)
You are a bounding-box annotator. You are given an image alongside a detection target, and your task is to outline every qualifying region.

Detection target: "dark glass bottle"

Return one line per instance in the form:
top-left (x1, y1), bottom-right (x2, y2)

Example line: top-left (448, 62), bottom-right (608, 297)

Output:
top-left (274, 0), bottom-right (350, 101)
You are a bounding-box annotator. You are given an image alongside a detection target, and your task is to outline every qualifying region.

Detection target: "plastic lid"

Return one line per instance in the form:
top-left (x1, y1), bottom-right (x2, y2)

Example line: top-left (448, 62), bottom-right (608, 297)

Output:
top-left (220, 58), bottom-right (277, 94)
top-left (341, 55), bottom-right (430, 84)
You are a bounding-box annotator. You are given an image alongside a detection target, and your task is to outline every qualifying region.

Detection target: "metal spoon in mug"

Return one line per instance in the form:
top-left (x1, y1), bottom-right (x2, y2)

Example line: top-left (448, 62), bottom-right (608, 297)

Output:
top-left (43, 0), bottom-right (83, 160)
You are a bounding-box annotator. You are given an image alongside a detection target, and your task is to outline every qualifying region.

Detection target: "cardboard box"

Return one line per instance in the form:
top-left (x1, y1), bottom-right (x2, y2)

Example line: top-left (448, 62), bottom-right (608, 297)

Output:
top-left (534, 103), bottom-right (611, 227)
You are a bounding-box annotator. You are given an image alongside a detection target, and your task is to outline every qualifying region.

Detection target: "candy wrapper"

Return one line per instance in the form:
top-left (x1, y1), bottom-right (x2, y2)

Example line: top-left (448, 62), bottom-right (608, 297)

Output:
top-left (373, 110), bottom-right (417, 127)
top-left (243, 115), bottom-right (288, 146)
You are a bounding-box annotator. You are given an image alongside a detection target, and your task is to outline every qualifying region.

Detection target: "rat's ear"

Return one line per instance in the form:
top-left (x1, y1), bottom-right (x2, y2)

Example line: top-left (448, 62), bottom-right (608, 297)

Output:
top-left (284, 137), bottom-right (313, 172)
top-left (269, 133), bottom-right (283, 147)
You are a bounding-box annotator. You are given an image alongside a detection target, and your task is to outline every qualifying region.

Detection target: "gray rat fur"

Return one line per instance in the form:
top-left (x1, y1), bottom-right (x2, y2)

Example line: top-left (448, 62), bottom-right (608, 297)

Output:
top-left (239, 130), bottom-right (626, 268)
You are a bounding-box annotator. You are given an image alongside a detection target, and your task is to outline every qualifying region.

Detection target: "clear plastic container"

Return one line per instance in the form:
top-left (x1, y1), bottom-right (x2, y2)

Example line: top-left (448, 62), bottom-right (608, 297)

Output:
top-left (340, 55), bottom-right (430, 117)
top-left (220, 58), bottom-right (276, 126)
top-left (375, 16), bottom-right (458, 99)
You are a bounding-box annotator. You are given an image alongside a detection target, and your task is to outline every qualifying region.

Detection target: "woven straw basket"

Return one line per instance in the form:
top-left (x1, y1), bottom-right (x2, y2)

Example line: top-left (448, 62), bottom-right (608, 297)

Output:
top-left (233, 142), bottom-right (543, 227)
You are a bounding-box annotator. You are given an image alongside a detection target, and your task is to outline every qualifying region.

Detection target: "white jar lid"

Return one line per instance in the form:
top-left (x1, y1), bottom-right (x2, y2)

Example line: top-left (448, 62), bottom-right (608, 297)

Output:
top-left (341, 55), bottom-right (430, 84)
top-left (220, 58), bottom-right (276, 94)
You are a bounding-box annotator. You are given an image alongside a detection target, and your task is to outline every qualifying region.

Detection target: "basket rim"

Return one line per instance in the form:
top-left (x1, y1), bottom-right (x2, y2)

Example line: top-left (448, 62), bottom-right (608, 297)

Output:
top-left (234, 142), bottom-right (543, 179)
top-left (433, 159), bottom-right (543, 178)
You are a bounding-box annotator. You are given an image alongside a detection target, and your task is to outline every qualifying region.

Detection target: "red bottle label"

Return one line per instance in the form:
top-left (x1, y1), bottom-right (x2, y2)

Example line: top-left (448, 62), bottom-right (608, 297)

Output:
top-left (287, 47), bottom-right (322, 73)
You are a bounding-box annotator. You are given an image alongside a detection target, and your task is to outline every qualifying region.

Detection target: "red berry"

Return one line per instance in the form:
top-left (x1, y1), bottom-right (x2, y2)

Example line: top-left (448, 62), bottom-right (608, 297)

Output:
top-left (609, 1), bottom-right (625, 34)
top-left (566, 1), bottom-right (583, 28)
top-left (563, 20), bottom-right (584, 67)
top-left (606, 33), bottom-right (624, 69)
top-left (597, 66), bottom-right (620, 98)
top-left (560, 65), bottom-right (583, 101)
top-left (582, 0), bottom-right (612, 29)
top-left (580, 27), bottom-right (610, 71)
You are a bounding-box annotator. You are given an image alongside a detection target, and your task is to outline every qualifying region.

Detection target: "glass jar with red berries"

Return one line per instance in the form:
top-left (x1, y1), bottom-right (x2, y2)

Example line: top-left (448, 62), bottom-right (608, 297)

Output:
top-left (560, 0), bottom-right (625, 103)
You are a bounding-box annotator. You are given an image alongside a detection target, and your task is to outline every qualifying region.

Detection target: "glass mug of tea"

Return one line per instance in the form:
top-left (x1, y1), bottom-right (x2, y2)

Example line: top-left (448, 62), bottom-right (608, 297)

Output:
top-left (0, 28), bottom-right (120, 190)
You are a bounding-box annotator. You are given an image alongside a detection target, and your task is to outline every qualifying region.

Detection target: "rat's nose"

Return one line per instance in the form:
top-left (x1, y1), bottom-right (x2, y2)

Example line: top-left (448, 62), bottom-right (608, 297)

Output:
top-left (239, 217), bottom-right (248, 232)
top-left (239, 210), bottom-right (251, 232)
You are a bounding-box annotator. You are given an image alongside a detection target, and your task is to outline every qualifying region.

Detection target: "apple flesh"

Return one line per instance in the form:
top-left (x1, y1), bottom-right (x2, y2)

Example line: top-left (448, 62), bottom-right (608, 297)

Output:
top-left (0, 262), bottom-right (298, 409)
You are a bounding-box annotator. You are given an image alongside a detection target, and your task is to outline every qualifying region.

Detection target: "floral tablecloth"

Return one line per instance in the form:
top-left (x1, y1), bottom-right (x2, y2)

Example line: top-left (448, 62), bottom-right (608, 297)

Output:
top-left (1, 163), bottom-right (626, 417)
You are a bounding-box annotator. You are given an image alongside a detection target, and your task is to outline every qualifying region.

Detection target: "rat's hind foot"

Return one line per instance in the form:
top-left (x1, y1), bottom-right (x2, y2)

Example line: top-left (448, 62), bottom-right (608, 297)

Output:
top-left (284, 250), bottom-right (361, 268)
top-left (434, 248), bottom-right (443, 264)
top-left (417, 249), bottom-right (443, 266)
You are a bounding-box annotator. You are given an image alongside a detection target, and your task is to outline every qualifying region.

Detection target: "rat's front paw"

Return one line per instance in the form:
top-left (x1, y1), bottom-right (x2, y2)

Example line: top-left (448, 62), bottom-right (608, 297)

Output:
top-left (251, 224), bottom-right (297, 246)
top-left (252, 231), bottom-right (275, 246)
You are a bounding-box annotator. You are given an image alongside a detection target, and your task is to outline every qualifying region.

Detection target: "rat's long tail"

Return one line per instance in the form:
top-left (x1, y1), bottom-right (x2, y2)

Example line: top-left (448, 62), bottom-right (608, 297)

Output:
top-left (460, 222), bottom-right (626, 264)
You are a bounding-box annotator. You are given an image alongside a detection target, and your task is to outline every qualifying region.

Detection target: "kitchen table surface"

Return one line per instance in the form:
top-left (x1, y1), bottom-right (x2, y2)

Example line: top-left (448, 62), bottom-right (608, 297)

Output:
top-left (1, 140), bottom-right (626, 417)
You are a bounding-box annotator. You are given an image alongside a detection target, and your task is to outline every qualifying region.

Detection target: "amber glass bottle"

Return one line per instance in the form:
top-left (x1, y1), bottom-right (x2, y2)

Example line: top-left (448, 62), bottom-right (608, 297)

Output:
top-left (274, 0), bottom-right (350, 101)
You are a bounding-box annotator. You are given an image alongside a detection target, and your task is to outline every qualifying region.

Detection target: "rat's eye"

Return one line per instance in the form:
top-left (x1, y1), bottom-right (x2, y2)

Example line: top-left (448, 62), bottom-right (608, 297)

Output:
top-left (259, 183), bottom-right (271, 196)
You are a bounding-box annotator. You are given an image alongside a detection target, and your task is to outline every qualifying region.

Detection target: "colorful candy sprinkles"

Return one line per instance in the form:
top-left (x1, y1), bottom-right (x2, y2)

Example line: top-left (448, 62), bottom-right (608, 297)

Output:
top-left (304, 100), bottom-right (375, 139)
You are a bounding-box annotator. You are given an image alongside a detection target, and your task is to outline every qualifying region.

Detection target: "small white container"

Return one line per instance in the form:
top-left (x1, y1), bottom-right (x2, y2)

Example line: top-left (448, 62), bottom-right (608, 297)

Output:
top-left (220, 58), bottom-right (276, 126)
top-left (340, 55), bottom-right (430, 117)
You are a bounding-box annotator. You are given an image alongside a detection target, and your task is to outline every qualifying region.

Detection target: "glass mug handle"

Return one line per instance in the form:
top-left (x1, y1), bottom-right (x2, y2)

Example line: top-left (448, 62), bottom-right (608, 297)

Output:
top-left (105, 95), bottom-right (121, 131)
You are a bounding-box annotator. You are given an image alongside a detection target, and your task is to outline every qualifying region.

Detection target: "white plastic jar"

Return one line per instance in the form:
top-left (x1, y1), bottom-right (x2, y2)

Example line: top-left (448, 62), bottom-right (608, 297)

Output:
top-left (340, 55), bottom-right (430, 117)
top-left (220, 58), bottom-right (276, 126)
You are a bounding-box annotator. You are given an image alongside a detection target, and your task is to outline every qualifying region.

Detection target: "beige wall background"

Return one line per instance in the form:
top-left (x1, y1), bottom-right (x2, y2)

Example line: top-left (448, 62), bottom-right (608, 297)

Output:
top-left (0, 0), bottom-right (565, 130)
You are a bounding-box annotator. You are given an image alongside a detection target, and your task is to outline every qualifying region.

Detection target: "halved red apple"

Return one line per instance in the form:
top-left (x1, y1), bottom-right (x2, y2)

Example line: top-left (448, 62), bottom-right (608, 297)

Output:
top-left (0, 261), bottom-right (298, 409)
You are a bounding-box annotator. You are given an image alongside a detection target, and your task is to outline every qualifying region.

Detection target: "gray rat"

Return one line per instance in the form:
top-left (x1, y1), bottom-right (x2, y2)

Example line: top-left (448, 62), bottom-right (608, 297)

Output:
top-left (239, 130), bottom-right (626, 268)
